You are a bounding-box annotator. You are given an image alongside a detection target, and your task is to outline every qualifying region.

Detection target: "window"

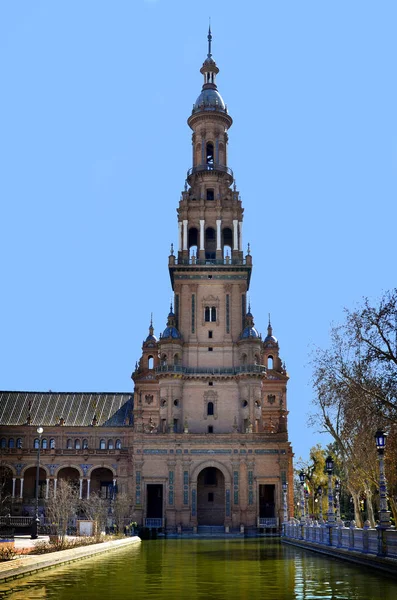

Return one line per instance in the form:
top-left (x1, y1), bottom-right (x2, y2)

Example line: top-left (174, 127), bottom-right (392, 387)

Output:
top-left (50, 438), bottom-right (55, 449)
top-left (16, 438), bottom-right (22, 449)
top-left (148, 355), bottom-right (154, 369)
top-left (207, 402), bottom-right (214, 416)
top-left (205, 307), bottom-right (217, 322)
top-left (33, 438), bottom-right (39, 449)
top-left (267, 356), bottom-right (274, 369)
top-left (108, 439), bottom-right (114, 450)
top-left (206, 142), bottom-right (214, 165)
top-left (174, 399), bottom-right (179, 407)
top-left (208, 331), bottom-right (213, 339)
top-left (242, 400), bottom-right (248, 408)
top-left (115, 439), bottom-right (121, 449)
top-left (206, 189), bottom-right (214, 201)
top-left (173, 419), bottom-right (178, 433)
top-left (8, 438), bottom-right (14, 449)
top-left (208, 425), bottom-right (214, 434)
top-left (100, 439), bottom-right (106, 450)
top-left (208, 492), bottom-right (214, 502)
top-left (208, 347), bottom-right (213, 352)
top-left (41, 438), bottom-right (48, 449)
top-left (75, 439), bottom-right (81, 450)
top-left (0, 438), bottom-right (6, 449)
top-left (66, 439), bottom-right (72, 449)
top-left (208, 382), bottom-right (213, 387)
top-left (82, 439), bottom-right (88, 449)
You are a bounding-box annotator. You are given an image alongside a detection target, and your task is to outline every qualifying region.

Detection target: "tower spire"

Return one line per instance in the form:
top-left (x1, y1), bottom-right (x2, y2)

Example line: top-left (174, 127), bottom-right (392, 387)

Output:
top-left (207, 21), bottom-right (212, 59)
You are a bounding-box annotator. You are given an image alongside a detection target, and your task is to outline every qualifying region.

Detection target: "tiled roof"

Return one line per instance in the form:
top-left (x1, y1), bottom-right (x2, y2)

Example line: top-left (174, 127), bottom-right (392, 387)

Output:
top-left (0, 392), bottom-right (134, 427)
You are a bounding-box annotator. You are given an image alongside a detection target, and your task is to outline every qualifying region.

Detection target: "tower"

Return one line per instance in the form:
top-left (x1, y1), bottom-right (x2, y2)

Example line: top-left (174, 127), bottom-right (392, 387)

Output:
top-left (131, 29), bottom-right (293, 531)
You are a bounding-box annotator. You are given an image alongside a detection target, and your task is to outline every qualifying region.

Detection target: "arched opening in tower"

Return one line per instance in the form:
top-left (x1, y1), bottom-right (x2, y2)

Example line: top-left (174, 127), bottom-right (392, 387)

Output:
top-left (205, 227), bottom-right (216, 261)
top-left (206, 142), bottom-right (214, 165)
top-left (222, 227), bottom-right (233, 259)
top-left (188, 227), bottom-right (198, 260)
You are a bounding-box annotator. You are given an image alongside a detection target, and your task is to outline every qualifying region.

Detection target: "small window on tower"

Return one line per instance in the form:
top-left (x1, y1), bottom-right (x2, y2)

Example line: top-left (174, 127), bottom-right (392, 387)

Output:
top-left (206, 189), bottom-right (214, 201)
top-left (208, 381), bottom-right (213, 387)
top-left (208, 331), bottom-right (213, 339)
top-left (206, 142), bottom-right (214, 165)
top-left (208, 492), bottom-right (214, 502)
top-left (208, 347), bottom-right (213, 352)
top-left (208, 426), bottom-right (214, 434)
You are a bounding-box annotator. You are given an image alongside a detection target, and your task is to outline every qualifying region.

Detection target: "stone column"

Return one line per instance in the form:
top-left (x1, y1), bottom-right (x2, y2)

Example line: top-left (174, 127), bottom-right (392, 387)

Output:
top-left (233, 220), bottom-right (238, 250)
top-left (79, 478), bottom-right (83, 500)
top-left (87, 479), bottom-right (91, 499)
top-left (183, 220), bottom-right (188, 251)
top-left (178, 221), bottom-right (182, 252)
top-left (216, 220), bottom-right (222, 251)
top-left (199, 219), bottom-right (205, 261)
top-left (12, 478), bottom-right (16, 498)
top-left (19, 477), bottom-right (24, 499)
top-left (46, 478), bottom-right (50, 500)
top-left (54, 478), bottom-right (57, 498)
top-left (113, 478), bottom-right (117, 496)
top-left (238, 221), bottom-right (243, 251)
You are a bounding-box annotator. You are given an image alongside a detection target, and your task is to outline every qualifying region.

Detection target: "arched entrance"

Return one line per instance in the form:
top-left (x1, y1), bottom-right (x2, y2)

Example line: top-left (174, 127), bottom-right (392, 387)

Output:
top-left (23, 466), bottom-right (47, 501)
top-left (197, 467), bottom-right (225, 525)
top-left (0, 466), bottom-right (13, 510)
top-left (90, 467), bottom-right (114, 498)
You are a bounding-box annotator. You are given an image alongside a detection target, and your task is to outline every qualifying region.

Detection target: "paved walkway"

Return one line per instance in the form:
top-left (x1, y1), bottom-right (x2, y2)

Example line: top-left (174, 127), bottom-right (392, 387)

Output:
top-left (0, 536), bottom-right (141, 582)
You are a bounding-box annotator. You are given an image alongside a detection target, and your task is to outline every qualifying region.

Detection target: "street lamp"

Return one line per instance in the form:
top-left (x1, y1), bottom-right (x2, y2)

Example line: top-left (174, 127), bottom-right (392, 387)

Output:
top-left (325, 456), bottom-right (335, 525)
top-left (31, 426), bottom-right (43, 539)
top-left (375, 430), bottom-right (391, 529)
top-left (317, 485), bottom-right (323, 522)
top-left (334, 479), bottom-right (341, 521)
top-left (282, 481), bottom-right (288, 523)
top-left (299, 471), bottom-right (306, 523)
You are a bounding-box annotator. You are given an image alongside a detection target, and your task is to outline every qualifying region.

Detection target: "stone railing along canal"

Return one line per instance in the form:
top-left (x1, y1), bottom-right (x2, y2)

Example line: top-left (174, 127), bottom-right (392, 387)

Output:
top-left (283, 519), bottom-right (397, 561)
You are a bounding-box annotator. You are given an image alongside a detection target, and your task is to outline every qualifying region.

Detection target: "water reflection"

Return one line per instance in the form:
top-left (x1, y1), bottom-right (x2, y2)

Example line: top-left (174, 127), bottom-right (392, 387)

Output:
top-left (0, 539), bottom-right (396, 600)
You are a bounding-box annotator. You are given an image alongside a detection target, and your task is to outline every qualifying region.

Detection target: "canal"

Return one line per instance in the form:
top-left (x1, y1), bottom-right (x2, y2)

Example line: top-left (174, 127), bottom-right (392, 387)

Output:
top-left (1, 538), bottom-right (397, 599)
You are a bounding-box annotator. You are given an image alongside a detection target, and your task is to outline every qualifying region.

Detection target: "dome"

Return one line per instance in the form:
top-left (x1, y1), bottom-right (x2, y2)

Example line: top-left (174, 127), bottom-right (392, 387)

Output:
top-left (193, 88), bottom-right (225, 112)
top-left (162, 326), bottom-right (181, 340)
top-left (264, 334), bottom-right (278, 344)
top-left (241, 326), bottom-right (260, 339)
top-left (145, 333), bottom-right (158, 343)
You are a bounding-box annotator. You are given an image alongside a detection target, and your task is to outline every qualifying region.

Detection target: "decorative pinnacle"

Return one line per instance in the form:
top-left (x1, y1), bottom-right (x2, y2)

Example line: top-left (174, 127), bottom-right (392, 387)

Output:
top-left (207, 22), bottom-right (212, 58)
top-left (150, 313), bottom-right (153, 327)
top-left (170, 300), bottom-right (173, 313)
top-left (170, 242), bottom-right (174, 256)
top-left (247, 243), bottom-right (251, 255)
top-left (268, 313), bottom-right (271, 327)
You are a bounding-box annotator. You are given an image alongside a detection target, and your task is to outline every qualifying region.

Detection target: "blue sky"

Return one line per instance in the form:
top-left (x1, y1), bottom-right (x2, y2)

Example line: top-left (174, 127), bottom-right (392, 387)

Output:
top-left (1, 1), bottom-right (396, 462)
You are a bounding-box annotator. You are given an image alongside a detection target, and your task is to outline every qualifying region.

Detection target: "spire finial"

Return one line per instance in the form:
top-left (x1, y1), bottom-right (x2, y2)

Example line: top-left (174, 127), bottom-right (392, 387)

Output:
top-left (207, 20), bottom-right (212, 58)
top-left (170, 300), bottom-right (173, 314)
top-left (268, 313), bottom-right (271, 327)
top-left (248, 299), bottom-right (251, 314)
top-left (150, 313), bottom-right (153, 327)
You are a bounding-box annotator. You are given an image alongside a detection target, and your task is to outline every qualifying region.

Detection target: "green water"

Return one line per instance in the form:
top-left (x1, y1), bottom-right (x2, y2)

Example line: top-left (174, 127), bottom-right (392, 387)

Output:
top-left (1, 539), bottom-right (396, 599)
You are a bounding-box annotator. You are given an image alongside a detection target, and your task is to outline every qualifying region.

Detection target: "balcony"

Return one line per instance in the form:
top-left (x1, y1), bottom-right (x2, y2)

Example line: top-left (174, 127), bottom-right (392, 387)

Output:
top-left (172, 257), bottom-right (248, 266)
top-left (155, 364), bottom-right (266, 376)
top-left (186, 163), bottom-right (233, 184)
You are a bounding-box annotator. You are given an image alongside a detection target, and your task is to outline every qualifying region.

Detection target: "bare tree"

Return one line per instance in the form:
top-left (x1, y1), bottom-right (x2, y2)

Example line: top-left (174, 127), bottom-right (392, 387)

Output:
top-left (46, 479), bottom-right (79, 543)
top-left (113, 492), bottom-right (132, 533)
top-left (310, 290), bottom-right (397, 525)
top-left (81, 493), bottom-right (108, 541)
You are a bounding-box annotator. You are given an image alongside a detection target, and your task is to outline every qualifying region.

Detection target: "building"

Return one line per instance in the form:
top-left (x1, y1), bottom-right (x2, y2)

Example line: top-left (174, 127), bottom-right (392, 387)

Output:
top-left (0, 30), bottom-right (293, 533)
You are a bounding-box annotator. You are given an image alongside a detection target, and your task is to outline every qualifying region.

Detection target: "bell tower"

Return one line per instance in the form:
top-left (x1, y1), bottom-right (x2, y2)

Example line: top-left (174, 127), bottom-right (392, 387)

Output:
top-left (130, 28), bottom-right (294, 530)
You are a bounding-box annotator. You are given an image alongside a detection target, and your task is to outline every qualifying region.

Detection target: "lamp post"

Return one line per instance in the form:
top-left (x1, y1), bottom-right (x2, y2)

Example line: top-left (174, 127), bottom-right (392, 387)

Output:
top-left (305, 489), bottom-right (310, 522)
top-left (31, 426), bottom-right (43, 539)
top-left (282, 482), bottom-right (288, 523)
top-left (317, 485), bottom-right (323, 522)
top-left (334, 479), bottom-right (341, 522)
top-left (299, 471), bottom-right (306, 524)
top-left (325, 456), bottom-right (335, 526)
top-left (375, 430), bottom-right (391, 529)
